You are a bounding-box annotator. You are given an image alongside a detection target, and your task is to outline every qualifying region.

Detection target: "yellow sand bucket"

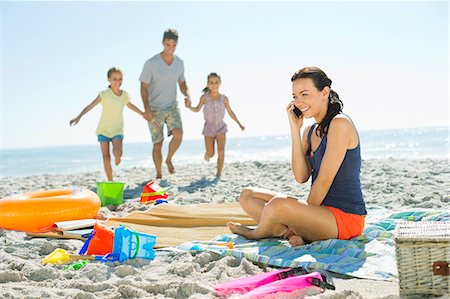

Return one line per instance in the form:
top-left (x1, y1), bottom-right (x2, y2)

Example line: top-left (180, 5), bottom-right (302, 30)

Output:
top-left (96, 182), bottom-right (124, 206)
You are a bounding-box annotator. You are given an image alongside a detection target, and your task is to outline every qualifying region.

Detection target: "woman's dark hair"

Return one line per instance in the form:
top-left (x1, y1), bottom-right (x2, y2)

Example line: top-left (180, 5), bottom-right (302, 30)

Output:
top-left (291, 66), bottom-right (343, 137)
top-left (202, 72), bottom-right (221, 93)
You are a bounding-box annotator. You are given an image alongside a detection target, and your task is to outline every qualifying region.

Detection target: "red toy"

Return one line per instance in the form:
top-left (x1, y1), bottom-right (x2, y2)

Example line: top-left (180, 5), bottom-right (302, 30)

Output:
top-left (85, 222), bottom-right (114, 255)
top-left (140, 180), bottom-right (169, 204)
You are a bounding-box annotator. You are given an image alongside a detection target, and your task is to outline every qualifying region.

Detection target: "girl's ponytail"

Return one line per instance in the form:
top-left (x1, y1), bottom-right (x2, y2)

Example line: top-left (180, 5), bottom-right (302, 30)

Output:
top-left (202, 72), bottom-right (221, 94)
top-left (107, 67), bottom-right (123, 88)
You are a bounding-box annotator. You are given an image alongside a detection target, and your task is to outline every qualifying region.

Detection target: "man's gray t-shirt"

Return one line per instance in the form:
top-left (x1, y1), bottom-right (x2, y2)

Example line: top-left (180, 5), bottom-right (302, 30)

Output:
top-left (139, 54), bottom-right (185, 111)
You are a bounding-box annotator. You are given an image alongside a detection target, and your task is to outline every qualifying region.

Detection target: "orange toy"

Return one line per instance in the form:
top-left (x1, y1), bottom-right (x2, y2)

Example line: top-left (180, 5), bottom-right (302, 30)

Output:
top-left (0, 189), bottom-right (100, 233)
top-left (85, 222), bottom-right (114, 255)
top-left (140, 180), bottom-right (168, 204)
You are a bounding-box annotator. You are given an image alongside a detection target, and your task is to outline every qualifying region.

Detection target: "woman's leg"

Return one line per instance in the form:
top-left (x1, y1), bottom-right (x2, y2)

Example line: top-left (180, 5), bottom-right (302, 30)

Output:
top-left (216, 133), bottom-right (226, 177)
top-left (100, 141), bottom-right (113, 181)
top-left (112, 138), bottom-right (123, 166)
top-left (238, 187), bottom-right (282, 222)
top-left (204, 136), bottom-right (215, 162)
top-left (228, 196), bottom-right (338, 244)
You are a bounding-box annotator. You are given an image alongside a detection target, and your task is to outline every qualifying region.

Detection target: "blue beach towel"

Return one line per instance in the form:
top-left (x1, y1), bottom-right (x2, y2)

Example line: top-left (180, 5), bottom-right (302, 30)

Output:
top-left (178, 208), bottom-right (450, 281)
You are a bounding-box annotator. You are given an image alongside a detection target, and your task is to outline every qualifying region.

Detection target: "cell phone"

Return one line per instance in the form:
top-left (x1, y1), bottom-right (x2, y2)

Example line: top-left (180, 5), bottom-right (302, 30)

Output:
top-left (292, 106), bottom-right (302, 117)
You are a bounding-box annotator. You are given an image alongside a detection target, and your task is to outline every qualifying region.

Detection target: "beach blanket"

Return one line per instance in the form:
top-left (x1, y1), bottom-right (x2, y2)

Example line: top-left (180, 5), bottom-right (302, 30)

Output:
top-left (177, 208), bottom-right (450, 281)
top-left (101, 202), bottom-right (257, 248)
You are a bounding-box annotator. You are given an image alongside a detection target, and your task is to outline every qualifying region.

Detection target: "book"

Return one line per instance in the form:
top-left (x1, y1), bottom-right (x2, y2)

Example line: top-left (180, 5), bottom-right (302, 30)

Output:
top-left (59, 228), bottom-right (93, 239)
top-left (53, 219), bottom-right (96, 231)
top-left (27, 229), bottom-right (92, 241)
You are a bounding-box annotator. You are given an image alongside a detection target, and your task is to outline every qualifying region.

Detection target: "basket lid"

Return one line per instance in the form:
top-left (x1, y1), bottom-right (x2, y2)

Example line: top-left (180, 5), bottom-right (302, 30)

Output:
top-left (395, 221), bottom-right (450, 242)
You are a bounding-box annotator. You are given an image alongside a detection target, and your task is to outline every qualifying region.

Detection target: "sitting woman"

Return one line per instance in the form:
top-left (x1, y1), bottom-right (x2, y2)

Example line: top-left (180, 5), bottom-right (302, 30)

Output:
top-left (228, 67), bottom-right (367, 246)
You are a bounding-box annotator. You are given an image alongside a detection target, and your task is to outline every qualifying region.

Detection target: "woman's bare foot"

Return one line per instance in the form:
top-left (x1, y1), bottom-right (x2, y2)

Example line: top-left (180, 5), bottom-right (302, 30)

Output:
top-left (227, 222), bottom-right (256, 239)
top-left (115, 156), bottom-right (121, 166)
top-left (282, 228), bottom-right (295, 240)
top-left (204, 153), bottom-right (210, 162)
top-left (165, 160), bottom-right (175, 174)
top-left (288, 234), bottom-right (305, 246)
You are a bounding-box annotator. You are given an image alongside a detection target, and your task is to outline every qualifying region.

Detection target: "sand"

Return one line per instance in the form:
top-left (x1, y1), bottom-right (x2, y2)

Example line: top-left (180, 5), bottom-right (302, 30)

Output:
top-left (0, 159), bottom-right (449, 298)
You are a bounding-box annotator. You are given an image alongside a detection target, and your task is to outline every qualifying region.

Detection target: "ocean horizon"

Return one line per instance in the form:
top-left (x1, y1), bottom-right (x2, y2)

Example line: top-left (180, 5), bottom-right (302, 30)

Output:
top-left (1, 126), bottom-right (448, 177)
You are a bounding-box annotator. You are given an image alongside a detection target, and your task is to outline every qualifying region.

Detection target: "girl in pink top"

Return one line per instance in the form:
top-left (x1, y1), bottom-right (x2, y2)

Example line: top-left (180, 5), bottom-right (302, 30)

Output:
top-left (186, 73), bottom-right (245, 177)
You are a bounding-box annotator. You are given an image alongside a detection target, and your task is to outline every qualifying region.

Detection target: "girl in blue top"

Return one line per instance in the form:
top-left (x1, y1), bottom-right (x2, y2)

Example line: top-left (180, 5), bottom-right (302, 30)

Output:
top-left (228, 67), bottom-right (366, 246)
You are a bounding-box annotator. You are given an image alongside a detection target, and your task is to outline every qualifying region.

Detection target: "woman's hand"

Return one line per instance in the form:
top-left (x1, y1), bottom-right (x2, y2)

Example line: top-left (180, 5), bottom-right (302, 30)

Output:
top-left (286, 101), bottom-right (303, 131)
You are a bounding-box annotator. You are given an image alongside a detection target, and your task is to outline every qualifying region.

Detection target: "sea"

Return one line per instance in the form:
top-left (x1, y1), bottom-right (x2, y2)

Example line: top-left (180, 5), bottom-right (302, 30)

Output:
top-left (1, 126), bottom-right (448, 177)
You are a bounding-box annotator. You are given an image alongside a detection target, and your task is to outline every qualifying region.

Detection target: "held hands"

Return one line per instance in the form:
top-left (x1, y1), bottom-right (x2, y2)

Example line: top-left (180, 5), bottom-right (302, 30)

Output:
top-left (143, 110), bottom-right (154, 122)
top-left (69, 116), bottom-right (81, 126)
top-left (184, 97), bottom-right (192, 108)
top-left (144, 109), bottom-right (162, 128)
top-left (287, 101), bottom-right (304, 130)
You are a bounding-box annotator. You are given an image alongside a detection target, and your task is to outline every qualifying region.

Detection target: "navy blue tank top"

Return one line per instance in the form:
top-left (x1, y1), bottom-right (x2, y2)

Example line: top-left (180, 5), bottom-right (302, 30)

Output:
top-left (306, 124), bottom-right (366, 215)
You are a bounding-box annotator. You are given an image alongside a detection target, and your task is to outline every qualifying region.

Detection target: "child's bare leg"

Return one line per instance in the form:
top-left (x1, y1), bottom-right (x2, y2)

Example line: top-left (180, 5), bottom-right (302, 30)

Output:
top-left (204, 136), bottom-right (215, 162)
top-left (112, 138), bottom-right (123, 166)
top-left (100, 142), bottom-right (113, 181)
top-left (216, 133), bottom-right (226, 177)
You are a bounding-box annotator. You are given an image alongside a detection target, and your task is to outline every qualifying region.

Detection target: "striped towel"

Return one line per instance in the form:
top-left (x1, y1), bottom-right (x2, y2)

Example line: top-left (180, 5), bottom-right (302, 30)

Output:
top-left (178, 208), bottom-right (450, 281)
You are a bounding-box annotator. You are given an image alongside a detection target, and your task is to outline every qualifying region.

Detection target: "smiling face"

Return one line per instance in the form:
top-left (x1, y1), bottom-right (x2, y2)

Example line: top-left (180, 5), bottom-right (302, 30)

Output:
top-left (162, 38), bottom-right (177, 55)
top-left (292, 78), bottom-right (329, 121)
top-left (108, 71), bottom-right (123, 89)
top-left (207, 76), bottom-right (221, 93)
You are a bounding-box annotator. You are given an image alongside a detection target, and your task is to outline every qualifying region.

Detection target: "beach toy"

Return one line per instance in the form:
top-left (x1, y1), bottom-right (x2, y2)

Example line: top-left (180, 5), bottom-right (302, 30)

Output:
top-left (154, 199), bottom-right (169, 206)
top-left (216, 269), bottom-right (334, 298)
top-left (241, 272), bottom-right (332, 299)
top-left (190, 242), bottom-right (234, 252)
top-left (140, 180), bottom-right (168, 204)
top-left (42, 248), bottom-right (103, 265)
top-left (105, 226), bottom-right (156, 262)
top-left (216, 242), bottom-right (234, 249)
top-left (96, 181), bottom-right (125, 206)
top-left (64, 260), bottom-right (89, 271)
top-left (0, 189), bottom-right (100, 232)
top-left (82, 222), bottom-right (114, 256)
top-left (215, 267), bottom-right (308, 296)
top-left (190, 245), bottom-right (202, 251)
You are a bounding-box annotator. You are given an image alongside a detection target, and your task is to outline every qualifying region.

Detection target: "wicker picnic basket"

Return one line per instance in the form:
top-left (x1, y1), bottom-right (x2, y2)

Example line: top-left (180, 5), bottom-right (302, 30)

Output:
top-left (395, 221), bottom-right (450, 298)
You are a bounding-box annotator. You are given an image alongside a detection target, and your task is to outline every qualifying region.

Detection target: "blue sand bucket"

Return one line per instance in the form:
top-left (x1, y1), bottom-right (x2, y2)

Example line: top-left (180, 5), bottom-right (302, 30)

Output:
top-left (108, 226), bottom-right (156, 262)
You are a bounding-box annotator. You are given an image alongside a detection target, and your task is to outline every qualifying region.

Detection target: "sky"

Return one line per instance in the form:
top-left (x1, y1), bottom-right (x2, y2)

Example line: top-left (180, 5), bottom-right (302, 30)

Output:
top-left (1, 1), bottom-right (448, 149)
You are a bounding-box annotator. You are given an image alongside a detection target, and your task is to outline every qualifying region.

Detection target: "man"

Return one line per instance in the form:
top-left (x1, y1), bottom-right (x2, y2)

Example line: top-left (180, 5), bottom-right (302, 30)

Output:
top-left (139, 29), bottom-right (190, 179)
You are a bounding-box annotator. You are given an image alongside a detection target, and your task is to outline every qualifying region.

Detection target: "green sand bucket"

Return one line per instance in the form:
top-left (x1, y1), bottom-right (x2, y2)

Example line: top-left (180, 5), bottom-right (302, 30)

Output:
top-left (96, 182), bottom-right (125, 206)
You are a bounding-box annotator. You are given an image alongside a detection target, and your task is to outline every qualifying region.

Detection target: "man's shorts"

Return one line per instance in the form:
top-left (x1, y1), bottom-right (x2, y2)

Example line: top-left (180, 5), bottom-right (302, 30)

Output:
top-left (97, 134), bottom-right (124, 142)
top-left (148, 106), bottom-right (182, 144)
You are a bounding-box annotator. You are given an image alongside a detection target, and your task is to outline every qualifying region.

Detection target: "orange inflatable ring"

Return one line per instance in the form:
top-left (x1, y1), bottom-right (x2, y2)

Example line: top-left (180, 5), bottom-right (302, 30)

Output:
top-left (0, 189), bottom-right (101, 233)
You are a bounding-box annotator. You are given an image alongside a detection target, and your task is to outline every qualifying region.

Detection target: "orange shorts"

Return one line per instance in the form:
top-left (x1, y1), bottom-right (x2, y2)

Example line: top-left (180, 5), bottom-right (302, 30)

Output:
top-left (325, 206), bottom-right (365, 240)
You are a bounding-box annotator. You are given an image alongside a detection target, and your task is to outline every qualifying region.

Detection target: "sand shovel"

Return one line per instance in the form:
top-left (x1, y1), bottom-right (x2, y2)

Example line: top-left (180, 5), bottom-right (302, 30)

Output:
top-left (42, 248), bottom-right (102, 265)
